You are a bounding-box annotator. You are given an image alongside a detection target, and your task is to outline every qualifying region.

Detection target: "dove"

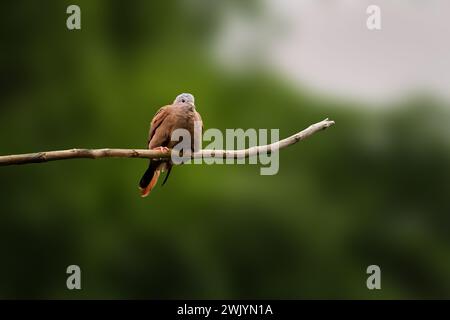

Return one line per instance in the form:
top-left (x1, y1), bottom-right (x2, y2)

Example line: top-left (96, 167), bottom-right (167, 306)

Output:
top-left (139, 93), bottom-right (203, 197)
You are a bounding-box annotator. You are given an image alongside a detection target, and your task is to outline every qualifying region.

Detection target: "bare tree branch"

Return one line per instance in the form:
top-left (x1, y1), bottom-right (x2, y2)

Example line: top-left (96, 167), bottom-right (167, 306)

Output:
top-left (0, 118), bottom-right (335, 166)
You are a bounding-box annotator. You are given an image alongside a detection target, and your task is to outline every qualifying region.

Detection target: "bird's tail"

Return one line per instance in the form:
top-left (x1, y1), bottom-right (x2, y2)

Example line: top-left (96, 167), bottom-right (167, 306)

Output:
top-left (139, 161), bottom-right (162, 197)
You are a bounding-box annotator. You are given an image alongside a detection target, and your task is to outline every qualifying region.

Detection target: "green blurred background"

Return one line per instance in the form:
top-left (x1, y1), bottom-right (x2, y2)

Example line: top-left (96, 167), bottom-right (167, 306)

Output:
top-left (1, 0), bottom-right (449, 299)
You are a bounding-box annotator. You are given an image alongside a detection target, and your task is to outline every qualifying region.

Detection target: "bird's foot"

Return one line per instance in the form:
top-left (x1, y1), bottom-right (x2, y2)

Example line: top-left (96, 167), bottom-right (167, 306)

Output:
top-left (153, 146), bottom-right (170, 153)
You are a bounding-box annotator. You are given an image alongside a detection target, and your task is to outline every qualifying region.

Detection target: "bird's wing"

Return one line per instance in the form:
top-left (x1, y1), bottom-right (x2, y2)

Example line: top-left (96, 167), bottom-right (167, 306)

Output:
top-left (148, 105), bottom-right (172, 148)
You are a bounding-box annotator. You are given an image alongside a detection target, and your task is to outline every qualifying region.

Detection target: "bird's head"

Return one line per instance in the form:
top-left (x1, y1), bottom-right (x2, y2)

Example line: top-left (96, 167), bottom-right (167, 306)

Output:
top-left (174, 93), bottom-right (195, 106)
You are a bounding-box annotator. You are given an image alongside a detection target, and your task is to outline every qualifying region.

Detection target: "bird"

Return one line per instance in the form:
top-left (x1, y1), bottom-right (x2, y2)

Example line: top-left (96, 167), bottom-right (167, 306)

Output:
top-left (139, 93), bottom-right (203, 197)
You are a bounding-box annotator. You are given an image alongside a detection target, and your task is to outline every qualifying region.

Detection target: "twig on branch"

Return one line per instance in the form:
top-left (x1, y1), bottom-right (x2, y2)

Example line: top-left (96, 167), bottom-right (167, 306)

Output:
top-left (0, 118), bottom-right (335, 166)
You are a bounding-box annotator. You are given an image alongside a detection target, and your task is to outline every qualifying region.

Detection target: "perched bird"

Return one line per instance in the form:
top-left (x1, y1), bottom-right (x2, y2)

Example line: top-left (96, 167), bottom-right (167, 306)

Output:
top-left (139, 93), bottom-right (203, 197)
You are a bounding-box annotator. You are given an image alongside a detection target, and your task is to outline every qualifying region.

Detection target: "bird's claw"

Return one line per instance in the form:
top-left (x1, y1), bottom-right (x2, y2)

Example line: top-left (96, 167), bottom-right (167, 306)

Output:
top-left (153, 146), bottom-right (170, 153)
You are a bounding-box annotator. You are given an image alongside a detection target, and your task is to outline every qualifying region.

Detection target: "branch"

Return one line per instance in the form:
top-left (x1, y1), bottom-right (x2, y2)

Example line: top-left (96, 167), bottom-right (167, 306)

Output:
top-left (0, 118), bottom-right (335, 166)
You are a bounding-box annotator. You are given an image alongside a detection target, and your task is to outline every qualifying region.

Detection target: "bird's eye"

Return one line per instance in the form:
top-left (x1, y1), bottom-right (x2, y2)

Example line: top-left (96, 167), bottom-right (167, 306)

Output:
top-left (181, 99), bottom-right (186, 103)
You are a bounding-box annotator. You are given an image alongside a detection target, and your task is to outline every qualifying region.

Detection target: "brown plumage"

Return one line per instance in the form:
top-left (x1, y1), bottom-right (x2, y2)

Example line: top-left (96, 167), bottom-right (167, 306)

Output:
top-left (139, 93), bottom-right (203, 197)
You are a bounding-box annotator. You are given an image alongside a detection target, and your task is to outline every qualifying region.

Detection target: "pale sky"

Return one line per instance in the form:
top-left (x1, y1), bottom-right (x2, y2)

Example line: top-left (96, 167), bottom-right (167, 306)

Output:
top-left (215, 0), bottom-right (450, 105)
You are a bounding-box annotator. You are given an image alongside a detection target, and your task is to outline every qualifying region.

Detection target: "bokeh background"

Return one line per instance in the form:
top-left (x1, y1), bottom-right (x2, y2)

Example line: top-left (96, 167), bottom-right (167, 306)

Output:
top-left (1, 0), bottom-right (449, 299)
